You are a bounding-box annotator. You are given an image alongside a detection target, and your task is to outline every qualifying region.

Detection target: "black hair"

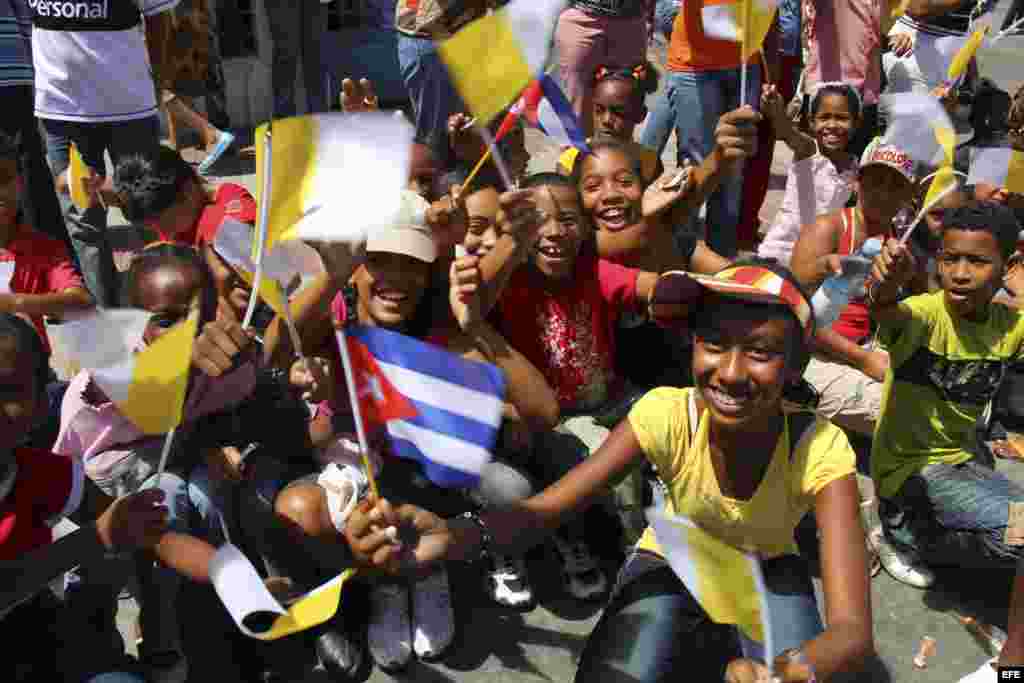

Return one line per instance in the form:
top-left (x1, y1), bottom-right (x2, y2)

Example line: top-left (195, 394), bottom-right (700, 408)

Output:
top-left (520, 172), bottom-right (578, 192)
top-left (114, 144), bottom-right (202, 223)
top-left (124, 242), bottom-right (216, 312)
top-left (569, 137), bottom-right (645, 186)
top-left (810, 82), bottom-right (863, 121)
top-left (941, 200), bottom-right (1022, 259)
top-left (0, 313), bottom-right (49, 392)
top-left (593, 61), bottom-right (660, 108)
top-left (0, 130), bottom-right (18, 162)
top-left (436, 166), bottom-right (502, 198)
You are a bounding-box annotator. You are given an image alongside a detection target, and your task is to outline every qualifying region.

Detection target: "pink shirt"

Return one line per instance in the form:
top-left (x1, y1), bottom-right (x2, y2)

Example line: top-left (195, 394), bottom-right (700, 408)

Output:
top-left (802, 0), bottom-right (883, 104)
top-left (758, 151), bottom-right (857, 266)
top-left (55, 363), bottom-right (258, 480)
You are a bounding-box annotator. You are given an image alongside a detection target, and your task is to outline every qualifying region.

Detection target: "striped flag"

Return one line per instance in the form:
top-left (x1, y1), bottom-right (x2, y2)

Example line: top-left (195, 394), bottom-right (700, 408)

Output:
top-left (255, 113), bottom-right (413, 250)
top-left (496, 75), bottom-right (590, 152)
top-left (968, 147), bottom-right (1024, 194)
top-left (438, 0), bottom-right (565, 124)
top-left (58, 309), bottom-right (198, 435)
top-left (648, 510), bottom-right (772, 660)
top-left (701, 0), bottom-right (779, 60)
top-left (211, 218), bottom-right (323, 318)
top-left (338, 325), bottom-right (506, 488)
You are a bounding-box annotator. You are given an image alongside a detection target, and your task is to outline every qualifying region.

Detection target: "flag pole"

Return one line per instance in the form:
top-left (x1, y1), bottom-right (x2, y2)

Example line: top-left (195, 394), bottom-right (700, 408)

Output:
top-left (899, 172), bottom-right (962, 246)
top-left (244, 125), bottom-right (273, 330)
top-left (335, 326), bottom-right (381, 500)
top-left (478, 126), bottom-right (515, 191)
top-left (740, 0), bottom-right (753, 108)
top-left (459, 146), bottom-right (494, 198)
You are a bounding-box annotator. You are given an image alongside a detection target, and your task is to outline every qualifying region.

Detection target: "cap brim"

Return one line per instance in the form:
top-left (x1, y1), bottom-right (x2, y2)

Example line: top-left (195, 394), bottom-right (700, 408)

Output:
top-left (650, 270), bottom-right (814, 339)
top-left (365, 227), bottom-right (437, 263)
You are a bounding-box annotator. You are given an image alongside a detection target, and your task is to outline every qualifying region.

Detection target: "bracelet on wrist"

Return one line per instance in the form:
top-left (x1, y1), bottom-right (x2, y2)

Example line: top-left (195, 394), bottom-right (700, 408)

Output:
top-left (774, 647), bottom-right (817, 683)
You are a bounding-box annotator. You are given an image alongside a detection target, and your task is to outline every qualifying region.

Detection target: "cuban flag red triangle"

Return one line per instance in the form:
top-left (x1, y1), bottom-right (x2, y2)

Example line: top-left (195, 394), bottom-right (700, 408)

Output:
top-left (346, 335), bottom-right (419, 428)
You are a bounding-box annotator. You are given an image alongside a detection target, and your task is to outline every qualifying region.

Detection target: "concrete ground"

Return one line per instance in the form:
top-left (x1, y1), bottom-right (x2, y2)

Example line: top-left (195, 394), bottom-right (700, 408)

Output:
top-left (94, 12), bottom-right (1024, 683)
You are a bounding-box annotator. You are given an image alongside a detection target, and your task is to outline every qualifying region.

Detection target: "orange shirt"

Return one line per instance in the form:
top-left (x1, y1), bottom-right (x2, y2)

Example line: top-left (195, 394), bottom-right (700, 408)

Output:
top-left (666, 0), bottom-right (759, 72)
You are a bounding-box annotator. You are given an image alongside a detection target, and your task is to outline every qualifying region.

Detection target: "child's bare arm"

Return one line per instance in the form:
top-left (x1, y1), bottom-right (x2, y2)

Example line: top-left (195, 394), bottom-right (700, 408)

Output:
top-left (868, 239), bottom-right (918, 325)
top-left (763, 84), bottom-right (817, 160)
top-left (476, 190), bottom-right (546, 317)
top-left (0, 288), bottom-right (93, 319)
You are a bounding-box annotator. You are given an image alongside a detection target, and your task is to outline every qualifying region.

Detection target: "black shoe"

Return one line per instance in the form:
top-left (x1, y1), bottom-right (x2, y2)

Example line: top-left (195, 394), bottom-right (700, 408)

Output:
top-left (315, 623), bottom-right (363, 680)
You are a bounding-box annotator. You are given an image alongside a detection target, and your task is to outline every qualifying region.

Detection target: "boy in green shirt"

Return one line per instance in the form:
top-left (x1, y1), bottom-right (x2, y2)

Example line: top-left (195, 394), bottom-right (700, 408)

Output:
top-left (868, 200), bottom-right (1024, 588)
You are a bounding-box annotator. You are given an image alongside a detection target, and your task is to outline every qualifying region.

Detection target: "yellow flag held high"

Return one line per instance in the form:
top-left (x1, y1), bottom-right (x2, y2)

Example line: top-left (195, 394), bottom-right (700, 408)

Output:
top-left (255, 113), bottom-right (413, 251)
top-left (947, 26), bottom-right (989, 84)
top-left (647, 510), bottom-right (771, 658)
top-left (922, 125), bottom-right (959, 210)
top-left (968, 147), bottom-right (1024, 194)
top-left (701, 0), bottom-right (779, 60)
top-left (211, 544), bottom-right (358, 640)
top-left (58, 309), bottom-right (200, 435)
top-left (438, 0), bottom-right (565, 124)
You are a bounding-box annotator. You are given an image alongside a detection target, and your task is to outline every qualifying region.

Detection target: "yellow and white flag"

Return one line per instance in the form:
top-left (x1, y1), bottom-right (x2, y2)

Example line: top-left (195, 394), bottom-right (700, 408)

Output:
top-left (968, 147), bottom-right (1024, 194)
top-left (57, 308), bottom-right (198, 435)
top-left (647, 510), bottom-right (771, 658)
top-left (211, 543), bottom-right (357, 640)
top-left (438, 0), bottom-right (565, 124)
top-left (212, 219), bottom-right (323, 318)
top-left (922, 124), bottom-right (960, 210)
top-left (947, 26), bottom-right (990, 84)
top-left (881, 93), bottom-right (955, 169)
top-left (701, 0), bottom-right (779, 60)
top-left (255, 112), bottom-right (413, 250)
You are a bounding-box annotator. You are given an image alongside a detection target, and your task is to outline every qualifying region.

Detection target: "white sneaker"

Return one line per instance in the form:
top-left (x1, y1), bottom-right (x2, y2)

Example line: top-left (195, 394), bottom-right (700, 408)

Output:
top-left (411, 568), bottom-right (455, 660)
top-left (486, 554), bottom-right (534, 609)
top-left (958, 658), bottom-right (998, 683)
top-left (552, 535), bottom-right (608, 601)
top-left (367, 582), bottom-right (412, 671)
top-left (869, 527), bottom-right (936, 588)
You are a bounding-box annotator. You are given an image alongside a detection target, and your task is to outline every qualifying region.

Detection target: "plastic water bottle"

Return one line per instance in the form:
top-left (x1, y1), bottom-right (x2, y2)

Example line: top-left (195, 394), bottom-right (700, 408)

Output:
top-left (811, 238), bottom-right (884, 330)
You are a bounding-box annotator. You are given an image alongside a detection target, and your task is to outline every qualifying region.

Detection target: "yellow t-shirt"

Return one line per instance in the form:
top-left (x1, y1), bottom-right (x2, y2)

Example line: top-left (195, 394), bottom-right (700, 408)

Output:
top-left (632, 387), bottom-right (856, 559)
top-left (872, 291), bottom-right (1024, 499)
top-left (558, 142), bottom-right (662, 187)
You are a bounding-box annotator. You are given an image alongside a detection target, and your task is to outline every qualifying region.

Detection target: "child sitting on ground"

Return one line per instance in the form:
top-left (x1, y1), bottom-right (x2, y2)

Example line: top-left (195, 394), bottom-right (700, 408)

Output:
top-left (868, 200), bottom-right (1024, 590)
top-left (0, 312), bottom-right (212, 681)
top-left (115, 144), bottom-right (256, 247)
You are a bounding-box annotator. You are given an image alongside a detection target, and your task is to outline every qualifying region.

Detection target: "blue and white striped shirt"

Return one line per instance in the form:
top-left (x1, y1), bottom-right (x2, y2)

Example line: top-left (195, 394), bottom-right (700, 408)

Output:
top-left (0, 0), bottom-right (32, 88)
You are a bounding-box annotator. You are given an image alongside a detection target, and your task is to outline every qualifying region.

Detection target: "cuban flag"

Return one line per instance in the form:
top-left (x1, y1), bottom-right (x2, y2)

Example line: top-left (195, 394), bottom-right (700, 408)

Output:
top-left (496, 74), bottom-right (590, 153)
top-left (339, 326), bottom-right (507, 488)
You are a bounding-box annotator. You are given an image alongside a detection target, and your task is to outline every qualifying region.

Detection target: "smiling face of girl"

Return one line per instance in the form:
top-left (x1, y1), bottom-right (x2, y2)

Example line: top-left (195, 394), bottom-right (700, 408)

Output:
top-left (354, 252), bottom-right (431, 329)
top-left (578, 147), bottom-right (643, 234)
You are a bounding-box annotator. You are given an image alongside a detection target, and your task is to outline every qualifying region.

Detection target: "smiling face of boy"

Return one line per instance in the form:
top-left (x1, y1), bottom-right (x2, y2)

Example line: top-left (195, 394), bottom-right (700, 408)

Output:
top-left (529, 184), bottom-right (588, 281)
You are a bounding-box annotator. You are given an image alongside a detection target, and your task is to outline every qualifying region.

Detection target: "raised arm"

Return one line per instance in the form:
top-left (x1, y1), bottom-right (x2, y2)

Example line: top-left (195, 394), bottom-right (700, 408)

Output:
top-left (867, 238), bottom-right (919, 326)
top-left (0, 287), bottom-right (93, 320)
top-left (789, 474), bottom-right (874, 681)
top-left (762, 84), bottom-right (817, 161)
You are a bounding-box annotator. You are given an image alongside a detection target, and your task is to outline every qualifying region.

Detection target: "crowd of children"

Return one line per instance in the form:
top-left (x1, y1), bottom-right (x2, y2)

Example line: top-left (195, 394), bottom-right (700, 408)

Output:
top-left (3, 0), bottom-right (1024, 681)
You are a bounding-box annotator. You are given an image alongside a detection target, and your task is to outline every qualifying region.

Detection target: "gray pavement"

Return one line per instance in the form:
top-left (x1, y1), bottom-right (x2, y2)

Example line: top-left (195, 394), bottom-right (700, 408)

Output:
top-left (97, 13), bottom-right (1024, 683)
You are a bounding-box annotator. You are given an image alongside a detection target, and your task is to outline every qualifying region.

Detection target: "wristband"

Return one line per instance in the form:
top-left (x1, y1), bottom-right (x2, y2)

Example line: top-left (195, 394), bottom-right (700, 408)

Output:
top-left (774, 647), bottom-right (817, 683)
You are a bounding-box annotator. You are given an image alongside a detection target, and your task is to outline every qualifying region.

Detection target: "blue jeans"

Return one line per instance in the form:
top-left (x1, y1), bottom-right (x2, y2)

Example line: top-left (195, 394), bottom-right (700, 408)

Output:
top-left (881, 459), bottom-right (1024, 569)
top-left (41, 116), bottom-right (161, 307)
top-left (397, 33), bottom-right (466, 157)
top-left (574, 550), bottom-right (822, 681)
top-left (639, 65), bottom-right (761, 257)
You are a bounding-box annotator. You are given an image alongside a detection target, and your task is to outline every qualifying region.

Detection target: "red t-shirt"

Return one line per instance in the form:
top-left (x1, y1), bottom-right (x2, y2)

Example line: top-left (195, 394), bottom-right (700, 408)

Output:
top-left (0, 449), bottom-right (84, 562)
top-left (158, 183), bottom-right (258, 246)
top-left (0, 223), bottom-right (86, 350)
top-left (498, 255), bottom-right (639, 412)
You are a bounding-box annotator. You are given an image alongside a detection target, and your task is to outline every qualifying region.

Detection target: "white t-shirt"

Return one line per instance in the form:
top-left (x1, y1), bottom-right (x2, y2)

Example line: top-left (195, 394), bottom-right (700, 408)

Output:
top-left (29, 0), bottom-right (179, 123)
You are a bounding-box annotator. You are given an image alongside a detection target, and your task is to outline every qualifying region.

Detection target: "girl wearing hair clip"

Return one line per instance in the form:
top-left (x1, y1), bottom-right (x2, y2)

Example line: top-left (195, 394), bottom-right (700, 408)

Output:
top-left (558, 62), bottom-right (664, 187)
top-left (345, 261), bottom-right (873, 683)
